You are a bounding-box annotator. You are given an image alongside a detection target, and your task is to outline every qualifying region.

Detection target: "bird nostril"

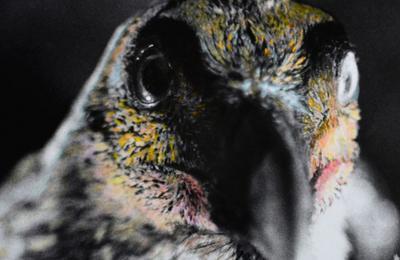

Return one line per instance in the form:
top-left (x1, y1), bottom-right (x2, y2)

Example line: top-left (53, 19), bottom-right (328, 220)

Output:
top-left (228, 71), bottom-right (245, 81)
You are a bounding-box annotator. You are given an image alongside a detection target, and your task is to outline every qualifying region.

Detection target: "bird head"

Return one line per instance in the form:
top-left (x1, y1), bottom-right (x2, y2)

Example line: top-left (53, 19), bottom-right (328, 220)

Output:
top-left (81, 0), bottom-right (360, 257)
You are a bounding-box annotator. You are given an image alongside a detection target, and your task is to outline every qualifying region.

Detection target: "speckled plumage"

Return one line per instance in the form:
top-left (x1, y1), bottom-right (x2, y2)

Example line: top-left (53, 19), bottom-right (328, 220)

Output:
top-left (1, 0), bottom-right (399, 259)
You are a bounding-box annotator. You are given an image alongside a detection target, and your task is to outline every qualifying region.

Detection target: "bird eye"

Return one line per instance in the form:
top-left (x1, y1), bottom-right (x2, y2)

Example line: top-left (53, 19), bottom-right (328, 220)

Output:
top-left (128, 43), bottom-right (174, 108)
top-left (337, 52), bottom-right (359, 105)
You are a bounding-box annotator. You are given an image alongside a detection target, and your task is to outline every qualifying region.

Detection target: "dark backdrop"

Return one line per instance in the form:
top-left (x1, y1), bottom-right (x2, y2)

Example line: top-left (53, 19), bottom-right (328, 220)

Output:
top-left (1, 0), bottom-right (399, 202)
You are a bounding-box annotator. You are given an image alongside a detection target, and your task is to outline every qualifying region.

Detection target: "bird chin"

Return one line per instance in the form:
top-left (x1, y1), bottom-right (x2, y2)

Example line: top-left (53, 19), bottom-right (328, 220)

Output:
top-left (312, 159), bottom-right (355, 214)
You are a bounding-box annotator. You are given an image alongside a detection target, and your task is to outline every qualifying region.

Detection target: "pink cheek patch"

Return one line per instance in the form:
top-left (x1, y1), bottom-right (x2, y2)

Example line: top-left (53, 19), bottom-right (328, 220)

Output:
top-left (315, 160), bottom-right (341, 195)
top-left (313, 159), bottom-right (354, 213)
top-left (310, 105), bottom-right (360, 214)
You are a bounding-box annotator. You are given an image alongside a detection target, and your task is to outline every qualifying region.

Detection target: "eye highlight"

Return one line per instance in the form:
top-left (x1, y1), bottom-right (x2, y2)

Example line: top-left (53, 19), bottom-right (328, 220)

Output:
top-left (337, 52), bottom-right (359, 105)
top-left (127, 42), bottom-right (175, 108)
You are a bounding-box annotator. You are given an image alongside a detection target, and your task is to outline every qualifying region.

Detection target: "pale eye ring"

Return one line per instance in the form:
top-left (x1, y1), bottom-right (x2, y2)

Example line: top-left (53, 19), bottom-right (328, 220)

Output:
top-left (337, 52), bottom-right (359, 105)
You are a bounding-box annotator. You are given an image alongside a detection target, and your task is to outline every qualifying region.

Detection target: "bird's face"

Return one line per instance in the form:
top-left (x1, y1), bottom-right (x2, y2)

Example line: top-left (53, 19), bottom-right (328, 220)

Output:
top-left (83, 0), bottom-right (360, 253)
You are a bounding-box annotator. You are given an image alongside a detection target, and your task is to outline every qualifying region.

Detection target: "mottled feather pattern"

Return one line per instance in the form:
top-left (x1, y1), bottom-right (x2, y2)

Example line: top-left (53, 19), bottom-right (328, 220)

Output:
top-left (1, 0), bottom-right (399, 259)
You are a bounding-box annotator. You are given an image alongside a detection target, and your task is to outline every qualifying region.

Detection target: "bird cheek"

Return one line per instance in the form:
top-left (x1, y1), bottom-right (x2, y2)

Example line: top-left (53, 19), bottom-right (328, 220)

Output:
top-left (91, 161), bottom-right (216, 232)
top-left (309, 104), bottom-right (360, 213)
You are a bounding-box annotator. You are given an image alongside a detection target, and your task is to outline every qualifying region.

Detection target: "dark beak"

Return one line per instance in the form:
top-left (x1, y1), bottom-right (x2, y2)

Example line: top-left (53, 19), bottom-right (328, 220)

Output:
top-left (207, 80), bottom-right (313, 259)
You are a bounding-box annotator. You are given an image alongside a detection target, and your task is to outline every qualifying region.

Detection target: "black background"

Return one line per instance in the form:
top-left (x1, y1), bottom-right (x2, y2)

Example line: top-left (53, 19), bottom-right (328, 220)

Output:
top-left (1, 0), bottom-right (399, 202)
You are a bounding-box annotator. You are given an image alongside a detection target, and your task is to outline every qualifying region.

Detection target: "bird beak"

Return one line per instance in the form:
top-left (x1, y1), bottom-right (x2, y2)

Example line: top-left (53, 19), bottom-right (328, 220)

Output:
top-left (225, 79), bottom-right (313, 258)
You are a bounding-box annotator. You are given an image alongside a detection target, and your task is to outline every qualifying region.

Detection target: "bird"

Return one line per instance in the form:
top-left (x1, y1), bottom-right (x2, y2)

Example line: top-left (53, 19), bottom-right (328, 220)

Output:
top-left (0, 0), bottom-right (399, 259)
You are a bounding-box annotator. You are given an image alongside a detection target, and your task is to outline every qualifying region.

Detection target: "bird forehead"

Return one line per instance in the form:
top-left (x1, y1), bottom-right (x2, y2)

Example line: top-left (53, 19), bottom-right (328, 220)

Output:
top-left (168, 0), bottom-right (333, 81)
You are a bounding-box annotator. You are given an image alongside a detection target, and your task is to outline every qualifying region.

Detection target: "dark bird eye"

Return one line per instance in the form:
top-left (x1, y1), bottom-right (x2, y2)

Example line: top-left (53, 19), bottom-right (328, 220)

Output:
top-left (128, 43), bottom-right (174, 108)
